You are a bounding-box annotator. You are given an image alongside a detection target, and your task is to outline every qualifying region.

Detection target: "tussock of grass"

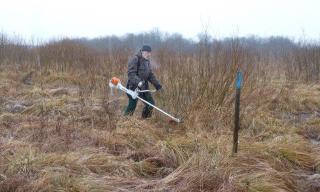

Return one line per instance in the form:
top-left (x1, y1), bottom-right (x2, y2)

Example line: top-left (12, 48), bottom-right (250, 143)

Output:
top-left (0, 113), bottom-right (17, 128)
top-left (83, 154), bottom-right (133, 176)
top-left (155, 149), bottom-right (240, 192)
top-left (16, 86), bottom-right (50, 101)
top-left (29, 171), bottom-right (82, 192)
top-left (22, 98), bottom-right (69, 116)
top-left (44, 72), bottom-right (80, 85)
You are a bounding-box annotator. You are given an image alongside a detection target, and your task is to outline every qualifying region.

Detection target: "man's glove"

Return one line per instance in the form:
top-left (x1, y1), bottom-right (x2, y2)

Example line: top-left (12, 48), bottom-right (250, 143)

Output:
top-left (138, 81), bottom-right (144, 89)
top-left (155, 84), bottom-right (162, 91)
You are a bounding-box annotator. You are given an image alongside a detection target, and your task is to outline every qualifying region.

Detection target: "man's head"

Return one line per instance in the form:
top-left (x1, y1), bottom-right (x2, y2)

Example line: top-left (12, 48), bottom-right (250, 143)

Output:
top-left (141, 45), bottom-right (152, 60)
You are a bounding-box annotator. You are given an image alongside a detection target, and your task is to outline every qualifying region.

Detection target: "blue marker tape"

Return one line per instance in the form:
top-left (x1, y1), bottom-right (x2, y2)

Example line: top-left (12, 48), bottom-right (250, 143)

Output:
top-left (236, 71), bottom-right (243, 89)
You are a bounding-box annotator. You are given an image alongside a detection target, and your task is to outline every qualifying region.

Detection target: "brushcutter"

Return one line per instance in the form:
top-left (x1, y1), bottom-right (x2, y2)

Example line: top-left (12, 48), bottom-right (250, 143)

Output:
top-left (109, 77), bottom-right (181, 123)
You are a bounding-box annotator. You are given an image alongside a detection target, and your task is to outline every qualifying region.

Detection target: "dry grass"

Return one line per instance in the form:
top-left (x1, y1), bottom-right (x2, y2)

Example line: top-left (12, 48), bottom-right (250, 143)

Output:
top-left (1, 71), bottom-right (320, 191)
top-left (1, 35), bottom-right (320, 191)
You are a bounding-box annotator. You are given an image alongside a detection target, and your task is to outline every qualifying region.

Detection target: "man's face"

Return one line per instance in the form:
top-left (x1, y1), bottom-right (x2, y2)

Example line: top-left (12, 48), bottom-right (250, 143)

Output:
top-left (142, 51), bottom-right (151, 60)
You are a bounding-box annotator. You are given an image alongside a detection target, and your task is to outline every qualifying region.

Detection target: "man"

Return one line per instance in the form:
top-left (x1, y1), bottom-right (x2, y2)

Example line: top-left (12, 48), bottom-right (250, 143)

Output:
top-left (124, 45), bottom-right (162, 118)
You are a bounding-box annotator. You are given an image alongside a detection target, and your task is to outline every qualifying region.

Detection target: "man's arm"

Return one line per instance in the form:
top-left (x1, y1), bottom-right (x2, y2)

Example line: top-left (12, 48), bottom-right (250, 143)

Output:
top-left (148, 71), bottom-right (162, 90)
top-left (128, 56), bottom-right (142, 87)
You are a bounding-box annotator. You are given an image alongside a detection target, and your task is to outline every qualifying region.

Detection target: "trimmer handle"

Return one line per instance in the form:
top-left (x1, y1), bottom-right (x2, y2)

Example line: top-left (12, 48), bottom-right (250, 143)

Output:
top-left (136, 89), bottom-right (157, 93)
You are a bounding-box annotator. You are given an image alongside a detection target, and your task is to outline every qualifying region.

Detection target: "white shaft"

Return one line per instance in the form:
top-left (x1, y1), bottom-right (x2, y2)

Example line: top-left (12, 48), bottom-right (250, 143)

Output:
top-left (136, 96), bottom-right (180, 123)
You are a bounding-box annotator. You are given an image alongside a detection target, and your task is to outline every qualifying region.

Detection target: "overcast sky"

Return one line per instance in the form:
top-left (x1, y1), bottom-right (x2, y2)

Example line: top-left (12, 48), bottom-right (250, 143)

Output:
top-left (0, 0), bottom-right (319, 41)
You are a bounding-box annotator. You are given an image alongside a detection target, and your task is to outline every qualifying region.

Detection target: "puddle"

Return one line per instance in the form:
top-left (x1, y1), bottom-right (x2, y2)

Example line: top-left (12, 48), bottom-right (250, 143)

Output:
top-left (280, 111), bottom-right (320, 124)
top-left (310, 139), bottom-right (320, 145)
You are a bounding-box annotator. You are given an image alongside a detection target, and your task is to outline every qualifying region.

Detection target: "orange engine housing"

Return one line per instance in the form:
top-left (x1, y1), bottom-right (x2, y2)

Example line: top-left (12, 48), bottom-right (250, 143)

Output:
top-left (111, 77), bottom-right (120, 85)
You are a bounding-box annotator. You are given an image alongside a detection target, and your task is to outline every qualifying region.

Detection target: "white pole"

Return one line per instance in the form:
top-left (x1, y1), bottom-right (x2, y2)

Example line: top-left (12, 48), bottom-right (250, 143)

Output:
top-left (136, 96), bottom-right (180, 123)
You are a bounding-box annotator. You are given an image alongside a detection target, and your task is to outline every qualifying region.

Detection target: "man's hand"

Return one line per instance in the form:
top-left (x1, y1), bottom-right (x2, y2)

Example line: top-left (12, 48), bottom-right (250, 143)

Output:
top-left (138, 81), bottom-right (144, 89)
top-left (155, 84), bottom-right (162, 91)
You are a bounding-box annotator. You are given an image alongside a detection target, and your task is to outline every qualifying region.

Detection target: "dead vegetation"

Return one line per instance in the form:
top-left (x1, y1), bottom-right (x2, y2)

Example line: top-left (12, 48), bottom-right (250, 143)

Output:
top-left (0, 33), bottom-right (320, 191)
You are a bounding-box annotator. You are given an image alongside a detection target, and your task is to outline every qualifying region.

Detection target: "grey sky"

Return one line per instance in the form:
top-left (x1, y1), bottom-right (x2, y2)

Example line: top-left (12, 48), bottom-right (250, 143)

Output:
top-left (0, 0), bottom-right (319, 41)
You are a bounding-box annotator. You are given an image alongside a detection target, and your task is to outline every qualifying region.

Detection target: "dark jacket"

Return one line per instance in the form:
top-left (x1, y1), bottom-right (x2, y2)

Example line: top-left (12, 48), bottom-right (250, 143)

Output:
top-left (126, 52), bottom-right (162, 91)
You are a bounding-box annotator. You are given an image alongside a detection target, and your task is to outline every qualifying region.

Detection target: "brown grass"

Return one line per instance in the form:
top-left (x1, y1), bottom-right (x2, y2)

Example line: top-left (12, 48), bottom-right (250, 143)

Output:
top-left (1, 33), bottom-right (320, 191)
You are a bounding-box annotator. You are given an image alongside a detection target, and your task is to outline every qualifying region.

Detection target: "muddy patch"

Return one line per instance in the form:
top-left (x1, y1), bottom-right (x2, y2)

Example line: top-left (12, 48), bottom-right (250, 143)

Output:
top-left (280, 111), bottom-right (320, 124)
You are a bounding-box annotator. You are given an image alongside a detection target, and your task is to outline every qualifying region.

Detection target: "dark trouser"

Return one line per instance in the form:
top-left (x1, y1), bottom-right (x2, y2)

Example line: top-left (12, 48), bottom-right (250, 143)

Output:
top-left (124, 92), bottom-right (155, 118)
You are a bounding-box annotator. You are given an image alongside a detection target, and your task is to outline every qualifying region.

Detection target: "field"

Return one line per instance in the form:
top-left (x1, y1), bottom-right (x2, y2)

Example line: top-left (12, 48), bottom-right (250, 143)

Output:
top-left (0, 33), bottom-right (320, 191)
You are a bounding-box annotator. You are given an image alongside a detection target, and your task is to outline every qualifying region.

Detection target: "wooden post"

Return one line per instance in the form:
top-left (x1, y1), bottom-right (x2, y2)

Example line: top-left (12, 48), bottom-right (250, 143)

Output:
top-left (233, 71), bottom-right (243, 154)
